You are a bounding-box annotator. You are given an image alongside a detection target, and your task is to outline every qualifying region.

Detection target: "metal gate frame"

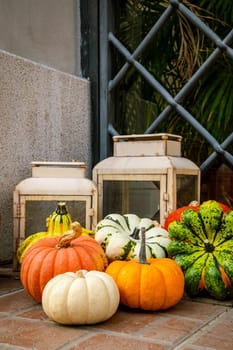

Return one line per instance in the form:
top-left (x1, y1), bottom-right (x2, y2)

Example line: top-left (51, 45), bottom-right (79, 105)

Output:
top-left (97, 0), bottom-right (233, 173)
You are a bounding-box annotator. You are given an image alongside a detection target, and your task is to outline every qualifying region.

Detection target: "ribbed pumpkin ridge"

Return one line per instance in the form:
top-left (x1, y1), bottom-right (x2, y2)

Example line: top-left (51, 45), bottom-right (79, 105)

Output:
top-left (20, 235), bottom-right (108, 302)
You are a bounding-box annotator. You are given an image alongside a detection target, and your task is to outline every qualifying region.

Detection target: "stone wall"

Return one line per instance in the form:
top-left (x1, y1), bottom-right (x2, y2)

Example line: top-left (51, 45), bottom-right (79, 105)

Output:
top-left (0, 50), bottom-right (91, 263)
top-left (0, 0), bottom-right (79, 75)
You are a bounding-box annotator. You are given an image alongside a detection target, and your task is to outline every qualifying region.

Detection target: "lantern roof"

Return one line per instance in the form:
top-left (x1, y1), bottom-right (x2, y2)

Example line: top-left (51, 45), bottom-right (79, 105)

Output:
top-left (15, 177), bottom-right (96, 196)
top-left (15, 161), bottom-right (97, 195)
top-left (93, 156), bottom-right (199, 175)
top-left (94, 133), bottom-right (199, 175)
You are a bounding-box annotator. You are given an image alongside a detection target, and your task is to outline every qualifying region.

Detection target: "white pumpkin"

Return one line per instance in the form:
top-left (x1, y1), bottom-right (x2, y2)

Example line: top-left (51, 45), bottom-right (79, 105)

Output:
top-left (42, 270), bottom-right (120, 325)
top-left (95, 213), bottom-right (171, 261)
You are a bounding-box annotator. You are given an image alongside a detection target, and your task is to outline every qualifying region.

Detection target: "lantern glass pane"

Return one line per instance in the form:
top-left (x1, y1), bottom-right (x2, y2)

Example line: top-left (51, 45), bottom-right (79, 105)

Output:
top-left (103, 180), bottom-right (160, 220)
top-left (176, 175), bottom-right (198, 207)
top-left (25, 201), bottom-right (86, 236)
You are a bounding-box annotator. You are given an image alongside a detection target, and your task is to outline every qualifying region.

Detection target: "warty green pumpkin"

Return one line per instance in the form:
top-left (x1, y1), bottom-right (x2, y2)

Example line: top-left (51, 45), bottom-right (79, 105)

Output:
top-left (167, 200), bottom-right (233, 300)
top-left (164, 201), bottom-right (230, 230)
top-left (95, 213), bottom-right (171, 261)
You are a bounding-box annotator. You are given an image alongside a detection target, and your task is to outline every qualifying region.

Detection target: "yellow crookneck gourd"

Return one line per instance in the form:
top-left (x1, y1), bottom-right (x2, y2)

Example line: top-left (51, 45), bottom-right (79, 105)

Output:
top-left (17, 202), bottom-right (94, 264)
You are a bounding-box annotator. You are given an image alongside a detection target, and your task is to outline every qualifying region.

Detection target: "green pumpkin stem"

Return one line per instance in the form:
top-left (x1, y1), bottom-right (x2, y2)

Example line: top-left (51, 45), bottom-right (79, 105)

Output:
top-left (138, 227), bottom-right (149, 265)
top-left (56, 202), bottom-right (68, 215)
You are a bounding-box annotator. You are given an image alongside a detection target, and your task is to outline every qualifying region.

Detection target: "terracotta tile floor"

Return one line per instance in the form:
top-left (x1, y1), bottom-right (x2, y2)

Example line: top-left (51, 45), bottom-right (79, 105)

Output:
top-left (0, 266), bottom-right (233, 350)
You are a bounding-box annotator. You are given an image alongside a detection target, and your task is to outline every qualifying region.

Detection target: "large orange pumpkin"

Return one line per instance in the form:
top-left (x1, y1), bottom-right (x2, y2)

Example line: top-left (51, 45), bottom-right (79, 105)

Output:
top-left (20, 222), bottom-right (108, 302)
top-left (106, 228), bottom-right (184, 310)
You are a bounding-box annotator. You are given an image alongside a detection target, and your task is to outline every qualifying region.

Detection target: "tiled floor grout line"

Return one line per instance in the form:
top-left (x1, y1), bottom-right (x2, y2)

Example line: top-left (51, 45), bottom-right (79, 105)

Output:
top-left (124, 305), bottom-right (230, 338)
top-left (183, 296), bottom-right (233, 308)
top-left (54, 332), bottom-right (95, 350)
top-left (39, 307), bottom-right (230, 350)
top-left (0, 343), bottom-right (32, 350)
top-left (0, 288), bottom-right (23, 297)
top-left (5, 314), bottom-right (51, 323)
top-left (169, 308), bottom-right (231, 350)
top-left (54, 327), bottom-right (171, 350)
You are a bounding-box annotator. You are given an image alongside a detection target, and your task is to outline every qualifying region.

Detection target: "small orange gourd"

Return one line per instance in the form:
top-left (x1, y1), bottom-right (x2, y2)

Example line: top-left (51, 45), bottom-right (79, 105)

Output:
top-left (106, 228), bottom-right (184, 310)
top-left (20, 222), bottom-right (108, 302)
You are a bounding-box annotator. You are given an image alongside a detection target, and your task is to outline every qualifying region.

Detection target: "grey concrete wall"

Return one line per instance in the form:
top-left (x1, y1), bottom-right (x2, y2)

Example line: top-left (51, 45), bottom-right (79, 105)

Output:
top-left (0, 0), bottom-right (79, 75)
top-left (0, 50), bottom-right (91, 263)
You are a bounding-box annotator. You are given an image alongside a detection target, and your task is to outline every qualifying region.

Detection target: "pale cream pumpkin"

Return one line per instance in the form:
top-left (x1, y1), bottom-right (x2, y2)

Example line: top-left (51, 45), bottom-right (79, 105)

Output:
top-left (42, 270), bottom-right (120, 325)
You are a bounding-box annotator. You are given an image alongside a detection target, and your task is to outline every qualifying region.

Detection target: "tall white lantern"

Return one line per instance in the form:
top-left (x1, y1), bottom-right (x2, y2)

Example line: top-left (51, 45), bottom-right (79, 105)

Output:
top-left (93, 133), bottom-right (200, 225)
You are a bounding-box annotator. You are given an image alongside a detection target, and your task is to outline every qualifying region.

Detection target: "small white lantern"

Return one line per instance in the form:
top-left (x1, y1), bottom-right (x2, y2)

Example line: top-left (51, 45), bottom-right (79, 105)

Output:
top-left (13, 161), bottom-right (97, 270)
top-left (93, 133), bottom-right (200, 225)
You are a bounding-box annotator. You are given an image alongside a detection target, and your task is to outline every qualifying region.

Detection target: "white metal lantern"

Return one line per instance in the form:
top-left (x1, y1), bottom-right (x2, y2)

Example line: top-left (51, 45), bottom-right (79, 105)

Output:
top-left (13, 161), bottom-right (97, 270)
top-left (93, 133), bottom-right (200, 225)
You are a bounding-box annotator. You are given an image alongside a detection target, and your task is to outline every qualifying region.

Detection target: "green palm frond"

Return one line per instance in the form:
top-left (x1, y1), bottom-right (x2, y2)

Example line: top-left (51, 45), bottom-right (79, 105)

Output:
top-left (116, 0), bottom-right (233, 164)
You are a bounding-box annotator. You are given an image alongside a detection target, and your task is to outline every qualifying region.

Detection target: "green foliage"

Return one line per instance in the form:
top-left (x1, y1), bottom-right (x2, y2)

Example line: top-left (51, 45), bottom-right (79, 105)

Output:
top-left (115, 0), bottom-right (233, 165)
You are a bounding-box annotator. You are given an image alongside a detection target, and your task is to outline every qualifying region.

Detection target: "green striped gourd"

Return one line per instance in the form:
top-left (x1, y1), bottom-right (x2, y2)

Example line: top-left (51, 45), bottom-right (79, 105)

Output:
top-left (46, 202), bottom-right (72, 235)
top-left (95, 213), bottom-right (171, 262)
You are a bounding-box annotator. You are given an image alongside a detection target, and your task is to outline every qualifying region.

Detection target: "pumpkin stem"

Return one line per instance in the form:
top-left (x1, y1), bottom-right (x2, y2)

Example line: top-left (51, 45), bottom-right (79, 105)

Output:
top-left (203, 239), bottom-right (215, 253)
top-left (56, 221), bottom-right (82, 248)
top-left (138, 227), bottom-right (149, 265)
top-left (76, 270), bottom-right (87, 278)
top-left (56, 202), bottom-right (69, 215)
top-left (46, 202), bottom-right (69, 228)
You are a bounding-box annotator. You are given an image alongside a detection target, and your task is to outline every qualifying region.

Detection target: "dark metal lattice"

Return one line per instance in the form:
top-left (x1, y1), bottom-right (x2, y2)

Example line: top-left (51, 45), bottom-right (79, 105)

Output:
top-left (99, 0), bottom-right (233, 172)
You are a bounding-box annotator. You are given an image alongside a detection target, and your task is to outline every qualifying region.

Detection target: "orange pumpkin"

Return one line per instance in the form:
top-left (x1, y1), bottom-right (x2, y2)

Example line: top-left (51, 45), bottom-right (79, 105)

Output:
top-left (106, 228), bottom-right (184, 310)
top-left (20, 222), bottom-right (108, 302)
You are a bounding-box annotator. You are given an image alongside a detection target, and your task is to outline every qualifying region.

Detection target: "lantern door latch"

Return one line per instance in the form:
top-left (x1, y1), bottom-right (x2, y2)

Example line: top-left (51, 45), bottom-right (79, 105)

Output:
top-left (87, 208), bottom-right (95, 217)
top-left (163, 192), bottom-right (169, 201)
